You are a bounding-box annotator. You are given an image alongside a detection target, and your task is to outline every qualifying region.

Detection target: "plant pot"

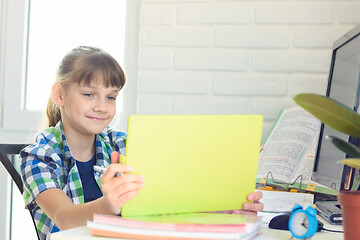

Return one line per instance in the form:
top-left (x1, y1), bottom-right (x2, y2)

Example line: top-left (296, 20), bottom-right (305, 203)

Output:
top-left (338, 191), bottom-right (360, 240)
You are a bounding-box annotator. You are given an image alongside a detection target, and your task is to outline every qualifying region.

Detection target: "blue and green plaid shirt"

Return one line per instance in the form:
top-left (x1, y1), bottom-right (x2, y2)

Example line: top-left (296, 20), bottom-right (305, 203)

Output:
top-left (20, 120), bottom-right (126, 240)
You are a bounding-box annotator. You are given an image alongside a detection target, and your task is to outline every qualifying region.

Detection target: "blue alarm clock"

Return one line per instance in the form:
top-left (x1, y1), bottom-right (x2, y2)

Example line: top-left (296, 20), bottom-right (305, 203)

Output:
top-left (288, 204), bottom-right (318, 239)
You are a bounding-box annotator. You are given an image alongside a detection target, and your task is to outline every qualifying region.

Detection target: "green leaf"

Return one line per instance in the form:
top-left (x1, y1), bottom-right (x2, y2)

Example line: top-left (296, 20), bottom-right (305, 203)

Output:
top-left (339, 158), bottom-right (360, 170)
top-left (326, 135), bottom-right (360, 158)
top-left (293, 93), bottom-right (360, 138)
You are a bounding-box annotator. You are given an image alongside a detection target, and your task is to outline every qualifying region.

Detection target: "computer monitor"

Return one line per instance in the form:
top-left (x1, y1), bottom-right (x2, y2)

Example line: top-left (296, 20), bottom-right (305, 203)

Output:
top-left (312, 24), bottom-right (360, 191)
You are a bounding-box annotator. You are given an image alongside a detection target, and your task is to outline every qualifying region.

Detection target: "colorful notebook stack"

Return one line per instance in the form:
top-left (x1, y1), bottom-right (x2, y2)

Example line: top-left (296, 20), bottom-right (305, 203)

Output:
top-left (87, 212), bottom-right (262, 240)
top-left (87, 115), bottom-right (264, 239)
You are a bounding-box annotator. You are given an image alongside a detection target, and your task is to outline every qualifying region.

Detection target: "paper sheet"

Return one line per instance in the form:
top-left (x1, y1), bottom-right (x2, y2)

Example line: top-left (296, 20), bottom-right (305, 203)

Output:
top-left (259, 190), bottom-right (314, 212)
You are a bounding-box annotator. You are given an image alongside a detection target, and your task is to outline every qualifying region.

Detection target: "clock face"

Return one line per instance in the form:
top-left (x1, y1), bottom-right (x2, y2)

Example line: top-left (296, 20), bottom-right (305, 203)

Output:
top-left (290, 212), bottom-right (309, 237)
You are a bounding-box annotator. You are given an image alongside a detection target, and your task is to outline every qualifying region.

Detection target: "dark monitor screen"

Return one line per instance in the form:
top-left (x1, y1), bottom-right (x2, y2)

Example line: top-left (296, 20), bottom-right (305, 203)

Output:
top-left (312, 24), bottom-right (360, 191)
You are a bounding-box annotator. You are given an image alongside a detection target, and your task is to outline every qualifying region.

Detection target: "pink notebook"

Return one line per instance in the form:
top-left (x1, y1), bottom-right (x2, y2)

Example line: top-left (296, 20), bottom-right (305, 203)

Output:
top-left (91, 212), bottom-right (262, 233)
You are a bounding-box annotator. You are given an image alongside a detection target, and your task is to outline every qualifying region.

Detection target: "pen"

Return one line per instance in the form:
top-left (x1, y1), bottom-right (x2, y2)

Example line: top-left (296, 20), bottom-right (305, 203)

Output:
top-left (93, 165), bottom-right (124, 176)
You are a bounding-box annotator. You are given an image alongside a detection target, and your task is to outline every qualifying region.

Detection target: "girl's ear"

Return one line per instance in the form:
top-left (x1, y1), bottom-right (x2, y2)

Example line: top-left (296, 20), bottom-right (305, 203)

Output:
top-left (51, 82), bottom-right (64, 106)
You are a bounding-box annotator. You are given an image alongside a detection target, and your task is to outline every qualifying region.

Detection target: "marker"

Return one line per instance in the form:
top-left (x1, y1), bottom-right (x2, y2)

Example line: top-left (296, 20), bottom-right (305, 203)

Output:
top-left (93, 165), bottom-right (124, 176)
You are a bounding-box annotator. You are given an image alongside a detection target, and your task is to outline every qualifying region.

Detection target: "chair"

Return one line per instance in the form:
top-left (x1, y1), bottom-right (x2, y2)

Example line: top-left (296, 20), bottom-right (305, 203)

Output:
top-left (0, 144), bottom-right (40, 240)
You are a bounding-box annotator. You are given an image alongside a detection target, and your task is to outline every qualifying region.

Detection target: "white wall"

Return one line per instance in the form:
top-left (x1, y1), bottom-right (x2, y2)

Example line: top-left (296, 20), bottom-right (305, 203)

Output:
top-left (1, 0), bottom-right (360, 141)
top-left (0, 0), bottom-right (360, 239)
top-left (136, 0), bottom-right (360, 140)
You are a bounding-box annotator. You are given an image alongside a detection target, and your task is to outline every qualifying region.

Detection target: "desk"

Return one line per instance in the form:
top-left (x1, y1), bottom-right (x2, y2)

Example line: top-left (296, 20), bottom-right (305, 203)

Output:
top-left (51, 223), bottom-right (343, 240)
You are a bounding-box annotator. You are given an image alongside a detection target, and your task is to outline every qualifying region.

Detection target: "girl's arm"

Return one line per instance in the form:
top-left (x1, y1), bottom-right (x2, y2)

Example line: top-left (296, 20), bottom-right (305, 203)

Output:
top-left (35, 188), bottom-right (109, 230)
top-left (35, 161), bottom-right (144, 230)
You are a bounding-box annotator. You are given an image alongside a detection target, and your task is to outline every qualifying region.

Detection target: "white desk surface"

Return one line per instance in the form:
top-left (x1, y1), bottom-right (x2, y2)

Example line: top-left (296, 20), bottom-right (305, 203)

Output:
top-left (51, 222), bottom-right (344, 240)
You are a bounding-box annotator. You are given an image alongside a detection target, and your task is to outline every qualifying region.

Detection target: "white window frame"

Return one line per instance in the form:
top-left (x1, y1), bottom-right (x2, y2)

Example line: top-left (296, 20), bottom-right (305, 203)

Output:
top-left (0, 0), bottom-right (139, 133)
top-left (0, 1), bottom-right (139, 239)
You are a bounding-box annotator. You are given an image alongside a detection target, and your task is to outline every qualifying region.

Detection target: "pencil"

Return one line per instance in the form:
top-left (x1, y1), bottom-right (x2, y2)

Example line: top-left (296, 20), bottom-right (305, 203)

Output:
top-left (259, 144), bottom-right (264, 153)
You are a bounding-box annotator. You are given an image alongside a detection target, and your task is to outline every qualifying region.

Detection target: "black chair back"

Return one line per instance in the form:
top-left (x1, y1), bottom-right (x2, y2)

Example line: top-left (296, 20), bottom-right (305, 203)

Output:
top-left (0, 144), bottom-right (40, 240)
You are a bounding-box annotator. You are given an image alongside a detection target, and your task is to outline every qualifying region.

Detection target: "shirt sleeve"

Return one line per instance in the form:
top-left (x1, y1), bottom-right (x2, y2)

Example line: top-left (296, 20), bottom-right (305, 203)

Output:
top-left (20, 145), bottom-right (62, 211)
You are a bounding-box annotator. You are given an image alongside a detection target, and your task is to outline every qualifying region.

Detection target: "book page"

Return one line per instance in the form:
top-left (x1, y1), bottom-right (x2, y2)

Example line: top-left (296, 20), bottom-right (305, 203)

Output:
top-left (257, 106), bottom-right (321, 183)
top-left (292, 132), bottom-right (319, 184)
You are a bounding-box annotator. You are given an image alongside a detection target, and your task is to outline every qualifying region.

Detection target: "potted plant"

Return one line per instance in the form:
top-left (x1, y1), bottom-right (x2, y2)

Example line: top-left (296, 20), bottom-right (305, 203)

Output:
top-left (293, 93), bottom-right (360, 240)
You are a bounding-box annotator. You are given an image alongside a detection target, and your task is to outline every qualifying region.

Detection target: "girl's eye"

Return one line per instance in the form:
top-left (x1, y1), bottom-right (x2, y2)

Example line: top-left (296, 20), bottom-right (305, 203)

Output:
top-left (83, 93), bottom-right (93, 97)
top-left (108, 96), bottom-right (117, 101)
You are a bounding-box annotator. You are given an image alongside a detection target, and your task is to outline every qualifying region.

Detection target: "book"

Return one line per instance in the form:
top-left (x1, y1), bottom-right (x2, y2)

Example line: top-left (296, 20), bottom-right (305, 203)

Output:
top-left (87, 212), bottom-right (262, 240)
top-left (256, 106), bottom-right (337, 195)
top-left (257, 190), bottom-right (316, 223)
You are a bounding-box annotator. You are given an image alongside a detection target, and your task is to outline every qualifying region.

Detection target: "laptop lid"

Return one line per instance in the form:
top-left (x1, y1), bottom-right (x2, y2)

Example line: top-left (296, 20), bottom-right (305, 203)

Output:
top-left (121, 114), bottom-right (263, 217)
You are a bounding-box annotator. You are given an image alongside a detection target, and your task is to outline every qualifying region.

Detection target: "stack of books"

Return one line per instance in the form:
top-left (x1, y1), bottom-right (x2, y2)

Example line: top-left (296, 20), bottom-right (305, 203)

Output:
top-left (87, 212), bottom-right (262, 240)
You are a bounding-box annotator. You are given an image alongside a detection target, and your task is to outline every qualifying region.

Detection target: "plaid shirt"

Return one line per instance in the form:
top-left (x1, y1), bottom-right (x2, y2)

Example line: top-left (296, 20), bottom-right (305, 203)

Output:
top-left (20, 121), bottom-right (126, 240)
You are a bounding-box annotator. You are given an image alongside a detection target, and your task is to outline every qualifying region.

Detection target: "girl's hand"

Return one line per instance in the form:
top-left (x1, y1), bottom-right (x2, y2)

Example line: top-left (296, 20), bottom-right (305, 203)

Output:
top-left (203, 191), bottom-right (264, 215)
top-left (233, 191), bottom-right (264, 215)
top-left (100, 151), bottom-right (144, 215)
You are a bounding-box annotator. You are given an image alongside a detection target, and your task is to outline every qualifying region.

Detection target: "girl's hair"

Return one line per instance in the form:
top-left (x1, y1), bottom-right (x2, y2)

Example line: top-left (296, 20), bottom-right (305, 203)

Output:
top-left (46, 46), bottom-right (126, 127)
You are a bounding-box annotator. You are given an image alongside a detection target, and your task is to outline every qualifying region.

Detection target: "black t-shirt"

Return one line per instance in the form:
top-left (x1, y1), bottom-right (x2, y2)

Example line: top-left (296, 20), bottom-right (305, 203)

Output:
top-left (76, 155), bottom-right (103, 203)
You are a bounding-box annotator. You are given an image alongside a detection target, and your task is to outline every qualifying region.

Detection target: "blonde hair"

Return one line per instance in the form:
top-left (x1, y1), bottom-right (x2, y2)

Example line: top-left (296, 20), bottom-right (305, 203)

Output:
top-left (46, 46), bottom-right (126, 127)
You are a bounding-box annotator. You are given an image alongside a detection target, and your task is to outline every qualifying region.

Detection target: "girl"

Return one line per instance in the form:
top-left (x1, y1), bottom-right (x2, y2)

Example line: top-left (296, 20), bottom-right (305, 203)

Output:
top-left (20, 46), bottom-right (263, 240)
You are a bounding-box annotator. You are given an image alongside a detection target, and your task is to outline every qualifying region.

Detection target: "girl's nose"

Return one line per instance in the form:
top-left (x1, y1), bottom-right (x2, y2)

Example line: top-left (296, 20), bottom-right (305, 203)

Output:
top-left (93, 99), bottom-right (107, 112)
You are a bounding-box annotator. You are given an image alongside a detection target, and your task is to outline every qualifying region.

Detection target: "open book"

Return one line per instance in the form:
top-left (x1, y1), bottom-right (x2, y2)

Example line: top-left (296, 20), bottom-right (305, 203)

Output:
top-left (256, 106), bottom-right (337, 196)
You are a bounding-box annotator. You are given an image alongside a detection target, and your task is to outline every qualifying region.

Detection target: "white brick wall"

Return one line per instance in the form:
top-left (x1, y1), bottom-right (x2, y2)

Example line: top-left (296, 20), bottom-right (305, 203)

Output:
top-left (137, 0), bottom-right (360, 140)
top-left (255, 4), bottom-right (334, 24)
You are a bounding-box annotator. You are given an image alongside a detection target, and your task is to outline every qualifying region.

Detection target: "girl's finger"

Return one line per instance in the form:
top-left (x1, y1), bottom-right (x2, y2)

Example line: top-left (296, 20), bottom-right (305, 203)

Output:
top-left (103, 188), bottom-right (140, 215)
top-left (111, 181), bottom-right (144, 199)
top-left (243, 202), bottom-right (264, 212)
top-left (102, 177), bottom-right (144, 213)
top-left (105, 173), bottom-right (144, 188)
top-left (233, 209), bottom-right (258, 216)
top-left (101, 172), bottom-right (144, 195)
top-left (112, 189), bottom-right (141, 210)
top-left (111, 151), bottom-right (120, 164)
top-left (101, 164), bottom-right (133, 182)
top-left (247, 191), bottom-right (263, 202)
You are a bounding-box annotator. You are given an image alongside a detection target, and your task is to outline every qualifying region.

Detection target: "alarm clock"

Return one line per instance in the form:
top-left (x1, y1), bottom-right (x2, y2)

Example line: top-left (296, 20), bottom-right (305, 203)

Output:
top-left (288, 204), bottom-right (318, 239)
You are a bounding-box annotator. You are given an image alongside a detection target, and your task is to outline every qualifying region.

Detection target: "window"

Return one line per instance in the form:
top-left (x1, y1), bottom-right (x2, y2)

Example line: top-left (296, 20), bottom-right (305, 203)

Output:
top-left (1, 0), bottom-right (139, 133)
top-left (26, 0), bottom-right (126, 111)
top-left (0, 1), bottom-right (139, 239)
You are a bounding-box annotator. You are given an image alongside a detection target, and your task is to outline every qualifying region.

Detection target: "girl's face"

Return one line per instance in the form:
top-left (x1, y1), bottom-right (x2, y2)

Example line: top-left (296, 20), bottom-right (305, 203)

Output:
top-left (60, 77), bottom-right (119, 137)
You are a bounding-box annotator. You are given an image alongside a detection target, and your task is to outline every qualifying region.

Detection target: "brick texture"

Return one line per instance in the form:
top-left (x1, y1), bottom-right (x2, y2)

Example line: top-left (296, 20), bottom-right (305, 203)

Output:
top-left (137, 0), bottom-right (360, 139)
